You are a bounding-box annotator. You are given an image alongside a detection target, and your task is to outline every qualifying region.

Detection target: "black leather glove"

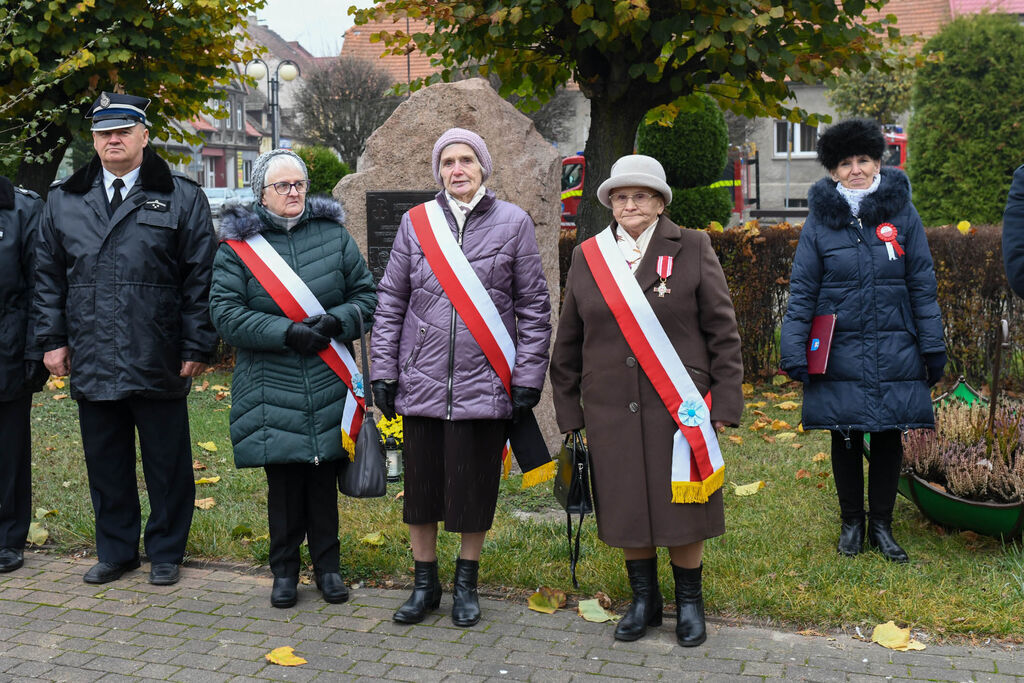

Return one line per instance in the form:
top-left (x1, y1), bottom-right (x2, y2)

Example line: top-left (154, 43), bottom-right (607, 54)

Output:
top-left (372, 379), bottom-right (398, 420)
top-left (285, 322), bottom-right (330, 356)
top-left (510, 385), bottom-right (542, 424)
top-left (24, 360), bottom-right (49, 393)
top-left (924, 351), bottom-right (947, 387)
top-left (303, 313), bottom-right (344, 340)
top-left (786, 366), bottom-right (809, 384)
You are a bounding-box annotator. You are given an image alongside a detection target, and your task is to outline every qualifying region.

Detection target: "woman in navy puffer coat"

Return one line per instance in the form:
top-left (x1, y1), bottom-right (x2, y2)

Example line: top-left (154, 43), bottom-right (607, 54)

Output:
top-left (780, 119), bottom-right (945, 564)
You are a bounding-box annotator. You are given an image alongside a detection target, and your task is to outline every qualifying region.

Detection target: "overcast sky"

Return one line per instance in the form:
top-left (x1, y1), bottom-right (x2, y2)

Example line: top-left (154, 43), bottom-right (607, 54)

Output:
top-left (255, 0), bottom-right (378, 57)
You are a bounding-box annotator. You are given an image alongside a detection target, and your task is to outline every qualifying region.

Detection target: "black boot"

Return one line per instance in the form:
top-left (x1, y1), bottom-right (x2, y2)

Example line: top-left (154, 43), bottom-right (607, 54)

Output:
top-left (672, 563), bottom-right (706, 647)
top-left (613, 558), bottom-right (663, 641)
top-left (867, 518), bottom-right (909, 563)
top-left (393, 560), bottom-right (442, 623)
top-left (315, 571), bottom-right (349, 604)
top-left (451, 559), bottom-right (481, 627)
top-left (270, 576), bottom-right (298, 608)
top-left (837, 516), bottom-right (865, 556)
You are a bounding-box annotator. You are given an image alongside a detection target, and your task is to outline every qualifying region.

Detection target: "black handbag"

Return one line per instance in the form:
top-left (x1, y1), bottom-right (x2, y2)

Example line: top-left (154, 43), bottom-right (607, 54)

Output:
top-left (338, 307), bottom-right (386, 498)
top-left (552, 430), bottom-right (595, 587)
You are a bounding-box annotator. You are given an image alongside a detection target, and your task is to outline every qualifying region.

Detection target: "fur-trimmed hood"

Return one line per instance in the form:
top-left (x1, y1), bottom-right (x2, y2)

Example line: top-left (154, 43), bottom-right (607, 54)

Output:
top-left (59, 146), bottom-right (174, 195)
top-left (808, 167), bottom-right (912, 230)
top-left (217, 195), bottom-right (346, 241)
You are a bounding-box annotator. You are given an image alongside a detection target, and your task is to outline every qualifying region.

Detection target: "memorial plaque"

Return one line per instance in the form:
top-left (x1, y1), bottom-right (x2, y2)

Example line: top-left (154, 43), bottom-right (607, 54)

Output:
top-left (366, 190), bottom-right (437, 283)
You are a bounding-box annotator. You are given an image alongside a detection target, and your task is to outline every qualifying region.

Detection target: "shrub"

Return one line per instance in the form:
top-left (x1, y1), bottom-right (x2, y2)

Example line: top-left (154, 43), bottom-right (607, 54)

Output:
top-left (637, 94), bottom-right (731, 229)
top-left (295, 145), bottom-right (350, 196)
top-left (908, 13), bottom-right (1024, 225)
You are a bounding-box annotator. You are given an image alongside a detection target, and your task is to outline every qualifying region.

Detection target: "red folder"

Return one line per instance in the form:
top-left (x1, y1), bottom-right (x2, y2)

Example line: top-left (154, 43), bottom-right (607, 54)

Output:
top-left (806, 314), bottom-right (837, 375)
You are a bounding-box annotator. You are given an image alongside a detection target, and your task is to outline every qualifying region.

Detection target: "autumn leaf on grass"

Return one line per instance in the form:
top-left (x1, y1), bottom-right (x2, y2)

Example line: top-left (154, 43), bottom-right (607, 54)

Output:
top-left (214, 392), bottom-right (228, 401)
top-left (594, 591), bottom-right (612, 609)
top-left (775, 401), bottom-right (800, 410)
top-left (195, 476), bottom-right (221, 485)
top-left (528, 586), bottom-right (566, 614)
top-left (727, 435), bottom-right (743, 445)
top-left (775, 432), bottom-right (797, 441)
top-left (795, 469), bottom-right (812, 480)
top-left (193, 380), bottom-right (210, 392)
top-left (761, 435), bottom-right (776, 444)
top-left (35, 508), bottom-right (57, 519)
top-left (762, 392), bottom-right (779, 399)
top-left (741, 383), bottom-right (754, 397)
top-left (394, 490), bottom-right (405, 500)
top-left (797, 423), bottom-right (805, 433)
top-left (197, 441), bottom-right (217, 452)
top-left (790, 444), bottom-right (804, 449)
top-left (745, 401), bottom-right (767, 409)
top-left (194, 497), bottom-right (216, 510)
top-left (360, 531), bottom-right (385, 546)
top-left (47, 377), bottom-right (65, 390)
top-left (193, 460), bottom-right (206, 470)
top-left (780, 391), bottom-right (800, 399)
top-left (52, 394), bottom-right (68, 400)
top-left (812, 452), bottom-right (829, 462)
top-left (871, 621), bottom-right (926, 651)
top-left (770, 419), bottom-right (791, 430)
top-left (578, 598), bottom-right (620, 622)
top-left (732, 481), bottom-right (765, 496)
top-left (27, 522), bottom-right (48, 546)
top-left (265, 646), bottom-right (306, 666)
top-left (771, 374), bottom-right (788, 386)
top-left (210, 384), bottom-right (230, 391)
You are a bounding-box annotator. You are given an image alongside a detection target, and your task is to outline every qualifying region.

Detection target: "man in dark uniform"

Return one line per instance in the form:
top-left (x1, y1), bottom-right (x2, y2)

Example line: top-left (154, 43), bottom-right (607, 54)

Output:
top-left (34, 92), bottom-right (217, 585)
top-left (0, 175), bottom-right (48, 574)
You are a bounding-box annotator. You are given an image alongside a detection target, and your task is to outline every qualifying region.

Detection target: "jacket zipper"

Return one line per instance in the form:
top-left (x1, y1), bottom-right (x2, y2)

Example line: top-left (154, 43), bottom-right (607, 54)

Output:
top-left (445, 210), bottom-right (467, 420)
top-left (403, 327), bottom-right (426, 371)
top-left (287, 231), bottom-right (319, 465)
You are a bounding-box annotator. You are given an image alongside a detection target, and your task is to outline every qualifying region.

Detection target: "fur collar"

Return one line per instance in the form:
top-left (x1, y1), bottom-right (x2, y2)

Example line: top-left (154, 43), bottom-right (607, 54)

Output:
top-left (217, 195), bottom-right (346, 241)
top-left (808, 167), bottom-right (912, 230)
top-left (60, 146), bottom-right (174, 195)
top-left (0, 175), bottom-right (13, 210)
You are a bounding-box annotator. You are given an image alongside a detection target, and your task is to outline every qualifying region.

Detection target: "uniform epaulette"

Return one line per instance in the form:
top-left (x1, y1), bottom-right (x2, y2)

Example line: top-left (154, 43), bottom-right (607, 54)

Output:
top-left (14, 186), bottom-right (41, 200)
top-left (171, 170), bottom-right (200, 187)
top-left (49, 176), bottom-right (69, 189)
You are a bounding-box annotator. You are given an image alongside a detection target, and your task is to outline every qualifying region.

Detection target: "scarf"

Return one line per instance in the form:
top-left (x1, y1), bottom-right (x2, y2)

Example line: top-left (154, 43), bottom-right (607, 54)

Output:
top-left (835, 173), bottom-right (881, 218)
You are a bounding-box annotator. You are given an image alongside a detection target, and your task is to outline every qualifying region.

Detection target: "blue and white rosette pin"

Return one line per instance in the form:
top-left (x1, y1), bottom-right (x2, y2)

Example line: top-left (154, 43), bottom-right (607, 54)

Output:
top-left (678, 399), bottom-right (707, 427)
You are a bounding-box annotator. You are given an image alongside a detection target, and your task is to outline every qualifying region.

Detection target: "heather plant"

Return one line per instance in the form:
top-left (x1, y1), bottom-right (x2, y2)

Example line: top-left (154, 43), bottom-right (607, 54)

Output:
top-left (903, 402), bottom-right (1024, 503)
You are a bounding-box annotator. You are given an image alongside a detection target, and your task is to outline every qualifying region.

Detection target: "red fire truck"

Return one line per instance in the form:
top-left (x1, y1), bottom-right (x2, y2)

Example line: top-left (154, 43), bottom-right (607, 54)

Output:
top-left (883, 127), bottom-right (908, 169)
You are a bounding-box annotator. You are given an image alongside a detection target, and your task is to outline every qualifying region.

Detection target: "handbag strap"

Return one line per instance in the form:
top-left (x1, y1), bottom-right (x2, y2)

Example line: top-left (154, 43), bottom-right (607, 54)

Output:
top-left (348, 303), bottom-right (373, 411)
top-left (566, 429), bottom-right (588, 589)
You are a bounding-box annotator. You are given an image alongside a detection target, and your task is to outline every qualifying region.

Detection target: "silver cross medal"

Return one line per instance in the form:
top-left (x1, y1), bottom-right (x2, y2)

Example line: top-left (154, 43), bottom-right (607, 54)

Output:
top-left (656, 279), bottom-right (671, 297)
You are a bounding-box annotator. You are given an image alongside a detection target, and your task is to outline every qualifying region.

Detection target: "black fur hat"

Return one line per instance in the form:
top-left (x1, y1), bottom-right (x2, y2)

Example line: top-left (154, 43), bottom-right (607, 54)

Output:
top-left (816, 118), bottom-right (885, 170)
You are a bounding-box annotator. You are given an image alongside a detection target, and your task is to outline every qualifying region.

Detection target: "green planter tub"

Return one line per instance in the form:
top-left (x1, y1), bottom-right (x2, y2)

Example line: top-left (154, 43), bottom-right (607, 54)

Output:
top-left (897, 472), bottom-right (1024, 540)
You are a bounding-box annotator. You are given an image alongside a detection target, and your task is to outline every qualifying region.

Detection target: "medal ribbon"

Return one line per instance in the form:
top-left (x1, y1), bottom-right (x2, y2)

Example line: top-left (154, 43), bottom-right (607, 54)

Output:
top-left (225, 235), bottom-right (365, 457)
top-left (581, 227), bottom-right (725, 503)
top-left (656, 255), bottom-right (673, 279)
top-left (876, 223), bottom-right (904, 261)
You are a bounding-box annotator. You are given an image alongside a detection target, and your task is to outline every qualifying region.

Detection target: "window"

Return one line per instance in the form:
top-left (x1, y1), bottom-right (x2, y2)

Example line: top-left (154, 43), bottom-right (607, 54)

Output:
top-left (236, 105), bottom-right (244, 132)
top-left (243, 160), bottom-right (253, 184)
top-left (225, 101), bottom-right (233, 130)
top-left (773, 121), bottom-right (819, 158)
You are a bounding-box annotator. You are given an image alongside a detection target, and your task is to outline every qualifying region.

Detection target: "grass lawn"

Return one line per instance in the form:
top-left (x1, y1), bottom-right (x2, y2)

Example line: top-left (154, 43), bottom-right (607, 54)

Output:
top-left (27, 372), bottom-right (1024, 640)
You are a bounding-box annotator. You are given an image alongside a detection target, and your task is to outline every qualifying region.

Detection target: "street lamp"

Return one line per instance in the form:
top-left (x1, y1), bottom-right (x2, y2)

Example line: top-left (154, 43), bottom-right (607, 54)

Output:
top-left (244, 58), bottom-right (300, 150)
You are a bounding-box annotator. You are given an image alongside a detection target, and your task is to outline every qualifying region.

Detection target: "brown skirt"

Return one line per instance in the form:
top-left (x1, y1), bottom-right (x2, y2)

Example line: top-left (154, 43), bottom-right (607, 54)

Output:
top-left (401, 416), bottom-right (508, 533)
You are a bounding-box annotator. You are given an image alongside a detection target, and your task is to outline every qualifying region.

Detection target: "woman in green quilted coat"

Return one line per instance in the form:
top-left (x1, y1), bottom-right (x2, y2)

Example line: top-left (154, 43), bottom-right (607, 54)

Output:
top-left (210, 150), bottom-right (376, 609)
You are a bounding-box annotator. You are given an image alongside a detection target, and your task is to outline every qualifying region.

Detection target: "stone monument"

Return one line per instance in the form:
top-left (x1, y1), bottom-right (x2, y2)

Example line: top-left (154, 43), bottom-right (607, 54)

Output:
top-left (334, 78), bottom-right (564, 454)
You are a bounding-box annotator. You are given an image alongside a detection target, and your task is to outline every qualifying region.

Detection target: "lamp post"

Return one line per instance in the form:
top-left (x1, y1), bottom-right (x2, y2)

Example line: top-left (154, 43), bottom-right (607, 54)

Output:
top-left (244, 58), bottom-right (300, 150)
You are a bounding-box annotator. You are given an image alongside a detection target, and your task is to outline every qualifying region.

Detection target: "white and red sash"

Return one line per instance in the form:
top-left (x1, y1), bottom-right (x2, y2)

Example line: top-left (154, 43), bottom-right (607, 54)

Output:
top-left (408, 199), bottom-right (516, 394)
top-left (225, 234), bottom-right (365, 457)
top-left (581, 227), bottom-right (725, 503)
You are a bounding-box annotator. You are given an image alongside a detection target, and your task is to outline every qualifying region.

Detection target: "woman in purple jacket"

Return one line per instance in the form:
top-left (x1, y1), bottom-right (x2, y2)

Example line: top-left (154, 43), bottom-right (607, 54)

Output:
top-left (370, 128), bottom-right (552, 628)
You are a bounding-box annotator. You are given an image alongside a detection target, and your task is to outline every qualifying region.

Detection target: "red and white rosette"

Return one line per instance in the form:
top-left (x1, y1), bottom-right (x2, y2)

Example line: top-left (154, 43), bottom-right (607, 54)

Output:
top-left (875, 223), bottom-right (904, 261)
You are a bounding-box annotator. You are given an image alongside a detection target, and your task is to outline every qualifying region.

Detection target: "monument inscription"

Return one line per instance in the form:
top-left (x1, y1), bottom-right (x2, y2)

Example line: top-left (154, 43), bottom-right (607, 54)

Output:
top-left (365, 190), bottom-right (437, 283)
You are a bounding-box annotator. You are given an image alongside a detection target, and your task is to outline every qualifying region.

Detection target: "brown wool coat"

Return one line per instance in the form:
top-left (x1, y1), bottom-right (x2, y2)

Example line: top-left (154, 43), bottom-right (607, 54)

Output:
top-left (550, 216), bottom-right (744, 548)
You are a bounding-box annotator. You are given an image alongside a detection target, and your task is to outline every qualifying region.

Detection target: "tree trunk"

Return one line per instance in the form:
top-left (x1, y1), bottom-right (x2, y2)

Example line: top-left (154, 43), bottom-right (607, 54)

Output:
top-left (576, 96), bottom-right (649, 243)
top-left (16, 124), bottom-right (72, 199)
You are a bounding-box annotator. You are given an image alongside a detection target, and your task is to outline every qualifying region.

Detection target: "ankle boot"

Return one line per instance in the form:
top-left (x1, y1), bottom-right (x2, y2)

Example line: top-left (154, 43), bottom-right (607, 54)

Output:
top-left (270, 576), bottom-right (298, 608)
top-left (393, 560), bottom-right (442, 623)
top-left (451, 559), bottom-right (481, 627)
top-left (315, 571), bottom-right (349, 604)
top-left (867, 518), bottom-right (909, 563)
top-left (837, 516), bottom-right (865, 556)
top-left (672, 563), bottom-right (706, 647)
top-left (613, 558), bottom-right (663, 641)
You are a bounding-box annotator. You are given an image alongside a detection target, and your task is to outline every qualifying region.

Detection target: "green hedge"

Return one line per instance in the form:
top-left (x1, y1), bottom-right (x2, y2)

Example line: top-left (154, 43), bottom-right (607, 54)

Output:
top-left (295, 145), bottom-right (351, 196)
top-left (636, 94), bottom-right (727, 187)
top-left (667, 185), bottom-right (734, 230)
top-left (558, 223), bottom-right (1024, 388)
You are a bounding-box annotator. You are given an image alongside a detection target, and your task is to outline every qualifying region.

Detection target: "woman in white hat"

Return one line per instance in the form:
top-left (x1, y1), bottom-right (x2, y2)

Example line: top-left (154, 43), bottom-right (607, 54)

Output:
top-left (550, 154), bottom-right (743, 647)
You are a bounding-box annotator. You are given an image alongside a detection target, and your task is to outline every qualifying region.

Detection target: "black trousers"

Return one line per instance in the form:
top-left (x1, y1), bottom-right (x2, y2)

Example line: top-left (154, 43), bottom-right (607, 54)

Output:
top-left (0, 394), bottom-right (32, 550)
top-left (264, 461), bottom-right (340, 578)
top-left (830, 430), bottom-right (903, 523)
top-left (78, 397), bottom-right (195, 564)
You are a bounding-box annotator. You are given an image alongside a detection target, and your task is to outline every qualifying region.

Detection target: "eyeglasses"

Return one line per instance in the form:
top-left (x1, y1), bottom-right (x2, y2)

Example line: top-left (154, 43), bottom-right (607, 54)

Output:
top-left (610, 191), bottom-right (658, 206)
top-left (269, 180), bottom-right (309, 195)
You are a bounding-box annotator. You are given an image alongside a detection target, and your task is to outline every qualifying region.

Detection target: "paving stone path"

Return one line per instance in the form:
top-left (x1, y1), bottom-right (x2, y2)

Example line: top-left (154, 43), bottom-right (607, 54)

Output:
top-left (1, 553), bottom-right (1021, 681)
